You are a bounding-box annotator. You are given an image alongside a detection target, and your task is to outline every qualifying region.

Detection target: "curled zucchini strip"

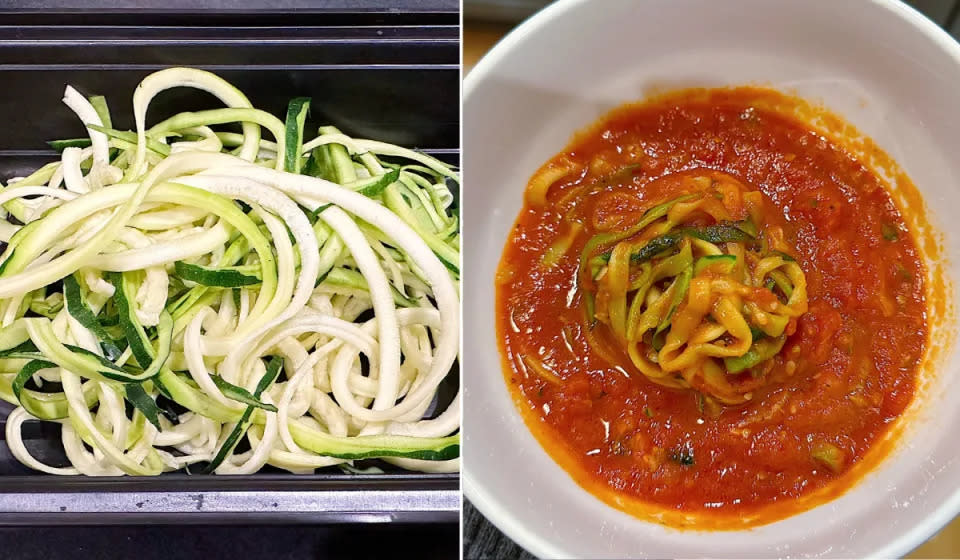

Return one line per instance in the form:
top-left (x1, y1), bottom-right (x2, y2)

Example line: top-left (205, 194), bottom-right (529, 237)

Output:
top-left (131, 67), bottom-right (259, 178)
top-left (0, 68), bottom-right (460, 475)
top-left (581, 171), bottom-right (808, 405)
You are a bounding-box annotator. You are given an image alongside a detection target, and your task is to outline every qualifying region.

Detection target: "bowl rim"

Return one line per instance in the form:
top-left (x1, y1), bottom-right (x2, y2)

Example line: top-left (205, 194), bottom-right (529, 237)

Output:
top-left (461, 0), bottom-right (960, 557)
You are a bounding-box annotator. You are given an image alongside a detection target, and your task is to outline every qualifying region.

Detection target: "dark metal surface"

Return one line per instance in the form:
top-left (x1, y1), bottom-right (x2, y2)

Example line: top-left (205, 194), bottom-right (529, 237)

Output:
top-left (0, 471), bottom-right (459, 524)
top-left (0, 524), bottom-right (460, 560)
top-left (464, 500), bottom-right (535, 560)
top-left (0, 488), bottom-right (459, 525)
top-left (0, 0), bottom-right (458, 8)
top-left (0, 1), bottom-right (460, 26)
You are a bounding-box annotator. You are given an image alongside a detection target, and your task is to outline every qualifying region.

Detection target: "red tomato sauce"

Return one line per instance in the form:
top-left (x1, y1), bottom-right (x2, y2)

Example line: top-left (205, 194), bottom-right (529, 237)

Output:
top-left (495, 88), bottom-right (927, 526)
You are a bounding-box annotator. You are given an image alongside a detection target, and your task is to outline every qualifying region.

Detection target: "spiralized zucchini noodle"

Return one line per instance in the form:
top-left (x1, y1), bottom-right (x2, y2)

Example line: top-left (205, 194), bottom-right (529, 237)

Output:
top-left (0, 68), bottom-right (460, 475)
top-left (575, 171), bottom-right (808, 405)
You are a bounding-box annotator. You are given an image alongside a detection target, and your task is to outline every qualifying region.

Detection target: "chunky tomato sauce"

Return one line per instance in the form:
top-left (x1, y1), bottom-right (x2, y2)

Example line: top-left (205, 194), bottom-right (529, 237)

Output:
top-left (496, 88), bottom-right (927, 526)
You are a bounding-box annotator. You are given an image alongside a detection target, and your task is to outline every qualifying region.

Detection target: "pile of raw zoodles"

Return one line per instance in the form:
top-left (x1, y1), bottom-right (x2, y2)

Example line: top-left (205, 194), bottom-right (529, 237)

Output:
top-left (0, 68), bottom-right (460, 475)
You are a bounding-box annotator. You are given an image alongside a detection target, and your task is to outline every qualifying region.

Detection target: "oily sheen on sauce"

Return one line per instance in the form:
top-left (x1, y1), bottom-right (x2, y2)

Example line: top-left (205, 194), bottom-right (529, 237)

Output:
top-left (495, 88), bottom-right (927, 527)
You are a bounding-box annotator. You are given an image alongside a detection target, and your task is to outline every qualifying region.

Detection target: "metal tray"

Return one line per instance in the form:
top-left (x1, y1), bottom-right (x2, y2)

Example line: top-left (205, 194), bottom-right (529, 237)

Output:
top-left (0, 4), bottom-right (460, 524)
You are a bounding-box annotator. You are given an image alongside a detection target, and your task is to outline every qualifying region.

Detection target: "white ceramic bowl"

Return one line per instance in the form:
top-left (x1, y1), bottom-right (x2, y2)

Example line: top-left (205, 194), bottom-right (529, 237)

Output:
top-left (463, 0), bottom-right (960, 557)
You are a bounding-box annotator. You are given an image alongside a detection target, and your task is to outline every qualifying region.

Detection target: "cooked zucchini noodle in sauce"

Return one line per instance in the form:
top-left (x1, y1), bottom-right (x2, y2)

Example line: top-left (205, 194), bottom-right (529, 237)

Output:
top-left (580, 171), bottom-right (809, 405)
top-left (0, 68), bottom-right (460, 475)
top-left (497, 88), bottom-right (928, 526)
